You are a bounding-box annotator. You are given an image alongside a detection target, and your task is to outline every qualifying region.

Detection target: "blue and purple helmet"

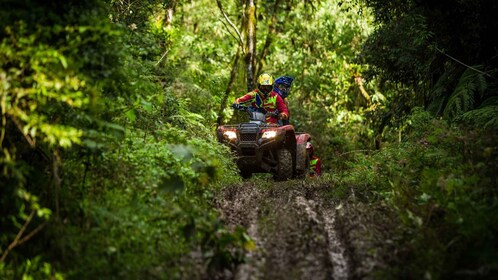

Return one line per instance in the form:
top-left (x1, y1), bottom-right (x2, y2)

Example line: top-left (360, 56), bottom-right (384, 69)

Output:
top-left (274, 76), bottom-right (294, 99)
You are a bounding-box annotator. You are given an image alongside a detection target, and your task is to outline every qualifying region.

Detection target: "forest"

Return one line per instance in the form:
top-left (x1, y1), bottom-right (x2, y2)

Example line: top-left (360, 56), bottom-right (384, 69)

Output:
top-left (1, 0), bottom-right (497, 279)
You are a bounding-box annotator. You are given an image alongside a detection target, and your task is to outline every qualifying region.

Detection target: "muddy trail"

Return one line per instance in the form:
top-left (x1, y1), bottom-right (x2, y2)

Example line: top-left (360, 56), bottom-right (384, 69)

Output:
top-left (215, 180), bottom-right (396, 280)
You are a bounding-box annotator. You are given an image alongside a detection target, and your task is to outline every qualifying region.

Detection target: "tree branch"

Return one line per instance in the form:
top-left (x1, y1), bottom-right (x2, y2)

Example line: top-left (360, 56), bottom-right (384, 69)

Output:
top-left (435, 47), bottom-right (492, 78)
top-left (219, 19), bottom-right (240, 48)
top-left (155, 49), bottom-right (169, 67)
top-left (12, 116), bottom-right (35, 148)
top-left (0, 84), bottom-right (6, 148)
top-left (18, 221), bottom-right (47, 246)
top-left (215, 0), bottom-right (244, 51)
top-left (1, 210), bottom-right (36, 262)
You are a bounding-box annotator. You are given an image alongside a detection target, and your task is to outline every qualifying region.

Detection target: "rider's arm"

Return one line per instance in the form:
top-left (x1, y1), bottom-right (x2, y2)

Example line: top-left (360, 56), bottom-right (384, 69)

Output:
top-left (275, 94), bottom-right (289, 120)
top-left (235, 91), bottom-right (256, 104)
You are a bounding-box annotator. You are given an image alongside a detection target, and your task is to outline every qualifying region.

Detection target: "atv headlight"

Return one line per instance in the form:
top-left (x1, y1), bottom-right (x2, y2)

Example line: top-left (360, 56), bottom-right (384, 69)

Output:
top-left (261, 130), bottom-right (277, 139)
top-left (223, 130), bottom-right (237, 140)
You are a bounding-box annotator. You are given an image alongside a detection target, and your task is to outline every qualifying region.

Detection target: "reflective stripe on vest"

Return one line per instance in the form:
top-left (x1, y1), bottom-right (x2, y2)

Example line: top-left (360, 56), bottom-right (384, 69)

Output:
top-left (241, 91), bottom-right (273, 109)
top-left (263, 95), bottom-right (277, 109)
top-left (263, 95), bottom-right (277, 122)
top-left (310, 158), bottom-right (318, 175)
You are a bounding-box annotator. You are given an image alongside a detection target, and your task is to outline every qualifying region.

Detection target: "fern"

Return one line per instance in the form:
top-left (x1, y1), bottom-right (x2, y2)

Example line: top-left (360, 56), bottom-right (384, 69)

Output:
top-left (443, 66), bottom-right (487, 120)
top-left (427, 65), bottom-right (456, 115)
top-left (459, 96), bottom-right (498, 129)
top-left (427, 63), bottom-right (459, 116)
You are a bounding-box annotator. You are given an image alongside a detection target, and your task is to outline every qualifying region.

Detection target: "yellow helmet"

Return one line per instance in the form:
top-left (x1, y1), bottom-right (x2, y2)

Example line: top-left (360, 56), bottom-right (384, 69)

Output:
top-left (257, 73), bottom-right (274, 86)
top-left (257, 73), bottom-right (274, 96)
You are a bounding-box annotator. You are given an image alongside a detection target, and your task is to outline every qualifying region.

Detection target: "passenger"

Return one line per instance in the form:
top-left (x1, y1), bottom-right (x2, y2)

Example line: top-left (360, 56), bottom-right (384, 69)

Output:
top-left (273, 76), bottom-right (294, 125)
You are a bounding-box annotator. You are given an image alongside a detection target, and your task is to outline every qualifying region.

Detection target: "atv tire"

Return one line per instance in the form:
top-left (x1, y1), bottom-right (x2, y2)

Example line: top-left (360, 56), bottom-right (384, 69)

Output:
top-left (274, 148), bottom-right (293, 181)
top-left (295, 144), bottom-right (310, 179)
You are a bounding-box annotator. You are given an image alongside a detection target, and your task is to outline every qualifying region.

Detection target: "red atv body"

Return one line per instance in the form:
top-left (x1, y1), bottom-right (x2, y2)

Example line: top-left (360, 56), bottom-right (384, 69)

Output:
top-left (217, 105), bottom-right (311, 180)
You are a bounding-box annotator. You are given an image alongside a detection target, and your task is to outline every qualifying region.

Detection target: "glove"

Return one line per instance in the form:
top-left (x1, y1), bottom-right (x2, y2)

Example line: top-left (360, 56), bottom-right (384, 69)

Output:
top-left (258, 107), bottom-right (268, 114)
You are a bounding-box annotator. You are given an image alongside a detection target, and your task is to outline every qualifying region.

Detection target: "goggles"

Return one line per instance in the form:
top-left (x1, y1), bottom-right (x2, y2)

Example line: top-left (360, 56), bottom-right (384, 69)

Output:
top-left (259, 85), bottom-right (273, 94)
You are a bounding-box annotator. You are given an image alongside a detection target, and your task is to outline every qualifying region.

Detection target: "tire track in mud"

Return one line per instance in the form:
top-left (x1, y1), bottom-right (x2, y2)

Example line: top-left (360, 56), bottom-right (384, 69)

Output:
top-left (216, 181), bottom-right (352, 279)
top-left (218, 184), bottom-right (265, 279)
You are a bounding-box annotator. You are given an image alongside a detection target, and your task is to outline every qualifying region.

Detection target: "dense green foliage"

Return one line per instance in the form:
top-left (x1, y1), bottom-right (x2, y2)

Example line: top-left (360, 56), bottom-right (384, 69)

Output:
top-left (0, 0), bottom-right (248, 278)
top-left (360, 0), bottom-right (498, 130)
top-left (1, 0), bottom-right (497, 278)
top-left (348, 0), bottom-right (498, 276)
top-left (330, 109), bottom-right (498, 277)
top-left (264, 0), bottom-right (379, 163)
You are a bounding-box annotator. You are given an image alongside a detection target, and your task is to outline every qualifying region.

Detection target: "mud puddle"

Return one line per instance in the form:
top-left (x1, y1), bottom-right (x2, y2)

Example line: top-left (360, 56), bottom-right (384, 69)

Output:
top-left (216, 180), bottom-right (360, 279)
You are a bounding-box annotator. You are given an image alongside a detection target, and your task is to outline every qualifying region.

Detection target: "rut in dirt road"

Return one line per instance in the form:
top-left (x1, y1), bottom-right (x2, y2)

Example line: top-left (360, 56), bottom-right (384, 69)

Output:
top-left (217, 181), bottom-right (352, 280)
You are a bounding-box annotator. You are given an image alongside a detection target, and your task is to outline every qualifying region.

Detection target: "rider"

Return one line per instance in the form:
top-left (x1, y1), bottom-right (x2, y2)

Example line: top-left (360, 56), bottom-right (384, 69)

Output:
top-left (234, 73), bottom-right (289, 124)
top-left (273, 76), bottom-right (294, 125)
top-left (307, 142), bottom-right (321, 177)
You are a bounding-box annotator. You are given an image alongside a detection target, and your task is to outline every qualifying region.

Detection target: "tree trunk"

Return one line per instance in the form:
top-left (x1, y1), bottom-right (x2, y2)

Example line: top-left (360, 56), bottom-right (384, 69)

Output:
top-left (163, 1), bottom-right (176, 29)
top-left (256, 0), bottom-right (281, 78)
top-left (245, 0), bottom-right (257, 91)
top-left (217, 48), bottom-right (242, 126)
top-left (354, 75), bottom-right (371, 106)
top-left (50, 149), bottom-right (62, 220)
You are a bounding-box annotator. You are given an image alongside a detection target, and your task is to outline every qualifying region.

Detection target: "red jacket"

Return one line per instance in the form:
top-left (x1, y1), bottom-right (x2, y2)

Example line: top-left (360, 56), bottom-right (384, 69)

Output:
top-left (235, 89), bottom-right (289, 124)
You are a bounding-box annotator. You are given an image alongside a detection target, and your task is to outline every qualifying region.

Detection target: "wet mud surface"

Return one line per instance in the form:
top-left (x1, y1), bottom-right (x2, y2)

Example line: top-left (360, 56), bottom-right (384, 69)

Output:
top-left (215, 180), bottom-right (396, 280)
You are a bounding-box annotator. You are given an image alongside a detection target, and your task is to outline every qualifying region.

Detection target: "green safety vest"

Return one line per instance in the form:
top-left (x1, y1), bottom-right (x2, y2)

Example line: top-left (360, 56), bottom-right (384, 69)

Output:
top-left (263, 95), bottom-right (277, 109)
top-left (309, 158), bottom-right (318, 176)
top-left (240, 91), bottom-right (278, 123)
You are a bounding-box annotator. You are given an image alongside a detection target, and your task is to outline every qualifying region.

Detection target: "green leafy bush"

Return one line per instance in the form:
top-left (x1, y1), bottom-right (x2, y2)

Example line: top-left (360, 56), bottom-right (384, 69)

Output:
top-left (1, 1), bottom-right (249, 279)
top-left (332, 108), bottom-right (498, 278)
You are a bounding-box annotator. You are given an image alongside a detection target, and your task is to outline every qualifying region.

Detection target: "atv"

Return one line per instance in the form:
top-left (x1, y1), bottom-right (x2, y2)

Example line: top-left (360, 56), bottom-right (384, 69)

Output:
top-left (217, 105), bottom-right (311, 180)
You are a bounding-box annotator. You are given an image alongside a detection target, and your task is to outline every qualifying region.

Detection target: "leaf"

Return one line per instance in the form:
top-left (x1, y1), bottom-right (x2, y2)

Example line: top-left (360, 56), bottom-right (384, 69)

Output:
top-left (169, 144), bottom-right (194, 161)
top-left (58, 55), bottom-right (68, 69)
top-left (443, 67), bottom-right (487, 120)
top-left (419, 193), bottom-right (431, 203)
top-left (125, 109), bottom-right (136, 122)
top-left (101, 121), bottom-right (125, 139)
top-left (141, 100), bottom-right (153, 112)
top-left (244, 239), bottom-right (256, 251)
top-left (36, 208), bottom-right (52, 219)
top-left (158, 175), bottom-right (185, 193)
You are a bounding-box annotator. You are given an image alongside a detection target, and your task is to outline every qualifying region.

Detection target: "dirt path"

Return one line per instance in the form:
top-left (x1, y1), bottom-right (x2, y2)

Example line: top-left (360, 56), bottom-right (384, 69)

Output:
top-left (215, 180), bottom-right (395, 279)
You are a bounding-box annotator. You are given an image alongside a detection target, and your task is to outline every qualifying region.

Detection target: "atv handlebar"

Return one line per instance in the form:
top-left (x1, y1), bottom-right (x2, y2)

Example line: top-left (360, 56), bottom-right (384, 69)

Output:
top-left (231, 103), bottom-right (265, 113)
top-left (231, 104), bottom-right (280, 118)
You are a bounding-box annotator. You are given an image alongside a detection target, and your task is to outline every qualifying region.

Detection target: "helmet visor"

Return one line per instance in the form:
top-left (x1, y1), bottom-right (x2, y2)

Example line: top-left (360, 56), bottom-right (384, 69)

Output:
top-left (259, 85), bottom-right (273, 94)
top-left (276, 84), bottom-right (290, 97)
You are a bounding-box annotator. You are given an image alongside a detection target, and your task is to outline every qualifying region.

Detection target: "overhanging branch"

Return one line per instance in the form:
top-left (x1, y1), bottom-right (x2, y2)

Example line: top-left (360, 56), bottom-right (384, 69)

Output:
top-left (216, 0), bottom-right (244, 51)
top-left (435, 47), bottom-right (492, 78)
